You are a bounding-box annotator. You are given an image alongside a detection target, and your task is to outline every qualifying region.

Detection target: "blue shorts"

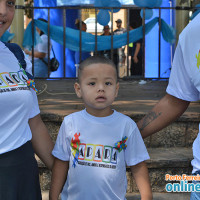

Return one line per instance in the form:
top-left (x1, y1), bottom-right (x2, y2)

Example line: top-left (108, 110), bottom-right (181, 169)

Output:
top-left (34, 58), bottom-right (49, 78)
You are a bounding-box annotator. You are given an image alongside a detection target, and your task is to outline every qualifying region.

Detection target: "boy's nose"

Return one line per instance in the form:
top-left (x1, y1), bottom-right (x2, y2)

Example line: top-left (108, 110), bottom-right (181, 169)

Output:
top-left (97, 84), bottom-right (105, 92)
top-left (98, 88), bottom-right (104, 92)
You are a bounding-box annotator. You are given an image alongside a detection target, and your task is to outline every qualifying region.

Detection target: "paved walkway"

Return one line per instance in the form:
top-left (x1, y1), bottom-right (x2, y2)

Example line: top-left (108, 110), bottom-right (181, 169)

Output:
top-left (42, 191), bottom-right (191, 200)
top-left (36, 79), bottom-right (199, 120)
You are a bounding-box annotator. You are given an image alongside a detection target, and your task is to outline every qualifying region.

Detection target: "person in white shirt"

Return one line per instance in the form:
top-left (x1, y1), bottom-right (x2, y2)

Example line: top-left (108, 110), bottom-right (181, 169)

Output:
top-left (114, 19), bottom-right (126, 69)
top-left (25, 18), bottom-right (52, 78)
top-left (137, 13), bottom-right (200, 200)
top-left (49, 56), bottom-right (152, 200)
top-left (0, 1), bottom-right (54, 199)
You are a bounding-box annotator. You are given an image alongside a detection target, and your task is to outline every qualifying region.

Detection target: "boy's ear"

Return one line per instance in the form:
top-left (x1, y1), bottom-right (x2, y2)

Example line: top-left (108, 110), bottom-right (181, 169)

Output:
top-left (115, 82), bottom-right (119, 97)
top-left (74, 82), bottom-right (82, 98)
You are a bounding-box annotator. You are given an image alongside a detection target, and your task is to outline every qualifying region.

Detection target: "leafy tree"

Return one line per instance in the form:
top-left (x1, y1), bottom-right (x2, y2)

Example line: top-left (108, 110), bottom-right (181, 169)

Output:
top-left (24, 0), bottom-right (33, 19)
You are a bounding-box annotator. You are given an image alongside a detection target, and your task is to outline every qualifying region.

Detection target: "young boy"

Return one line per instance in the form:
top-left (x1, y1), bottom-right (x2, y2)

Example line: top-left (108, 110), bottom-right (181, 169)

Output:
top-left (49, 56), bottom-right (152, 200)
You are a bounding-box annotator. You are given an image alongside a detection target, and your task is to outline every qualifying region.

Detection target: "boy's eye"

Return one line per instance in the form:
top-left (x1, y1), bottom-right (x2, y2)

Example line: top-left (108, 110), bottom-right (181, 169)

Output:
top-left (88, 82), bottom-right (95, 86)
top-left (105, 82), bottom-right (112, 85)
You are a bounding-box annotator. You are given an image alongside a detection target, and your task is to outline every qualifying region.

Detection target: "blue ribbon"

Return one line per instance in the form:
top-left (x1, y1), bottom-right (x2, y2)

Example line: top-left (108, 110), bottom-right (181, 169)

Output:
top-left (23, 17), bottom-right (175, 52)
top-left (0, 31), bottom-right (15, 42)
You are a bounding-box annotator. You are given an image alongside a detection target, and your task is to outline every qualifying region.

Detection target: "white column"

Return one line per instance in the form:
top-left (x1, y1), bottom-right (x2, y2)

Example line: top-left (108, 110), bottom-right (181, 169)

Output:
top-left (175, 0), bottom-right (190, 43)
top-left (10, 0), bottom-right (24, 47)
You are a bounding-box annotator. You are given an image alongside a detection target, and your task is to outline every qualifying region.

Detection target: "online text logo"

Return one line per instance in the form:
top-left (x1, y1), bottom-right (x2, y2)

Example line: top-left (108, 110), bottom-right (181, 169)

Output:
top-left (165, 174), bottom-right (200, 192)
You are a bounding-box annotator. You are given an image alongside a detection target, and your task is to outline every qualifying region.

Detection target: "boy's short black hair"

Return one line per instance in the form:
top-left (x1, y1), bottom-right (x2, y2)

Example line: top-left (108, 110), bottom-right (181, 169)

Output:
top-left (78, 56), bottom-right (117, 82)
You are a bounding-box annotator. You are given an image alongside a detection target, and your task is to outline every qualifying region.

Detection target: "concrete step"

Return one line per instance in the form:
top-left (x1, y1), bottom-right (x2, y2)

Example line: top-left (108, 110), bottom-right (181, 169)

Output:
top-left (44, 118), bottom-right (199, 148)
top-left (37, 79), bottom-right (199, 149)
top-left (37, 147), bottom-right (193, 193)
top-left (43, 116), bottom-right (199, 150)
top-left (42, 191), bottom-right (191, 200)
top-left (125, 147), bottom-right (193, 193)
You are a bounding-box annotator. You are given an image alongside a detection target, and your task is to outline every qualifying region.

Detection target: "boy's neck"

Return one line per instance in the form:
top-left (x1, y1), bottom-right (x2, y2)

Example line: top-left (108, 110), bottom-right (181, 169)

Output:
top-left (85, 107), bottom-right (114, 117)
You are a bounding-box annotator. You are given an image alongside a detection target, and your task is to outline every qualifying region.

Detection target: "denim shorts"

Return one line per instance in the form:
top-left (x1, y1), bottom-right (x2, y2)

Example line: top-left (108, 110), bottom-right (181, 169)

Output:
top-left (34, 58), bottom-right (49, 78)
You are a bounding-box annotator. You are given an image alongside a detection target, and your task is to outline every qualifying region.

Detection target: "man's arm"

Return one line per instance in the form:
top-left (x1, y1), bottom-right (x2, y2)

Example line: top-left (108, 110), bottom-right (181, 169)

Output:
top-left (29, 114), bottom-right (54, 170)
top-left (131, 162), bottom-right (152, 200)
top-left (133, 42), bottom-right (141, 63)
top-left (137, 94), bottom-right (190, 138)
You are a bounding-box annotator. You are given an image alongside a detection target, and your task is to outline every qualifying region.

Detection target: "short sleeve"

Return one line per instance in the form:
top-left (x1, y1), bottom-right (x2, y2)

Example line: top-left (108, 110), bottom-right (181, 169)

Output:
top-left (28, 90), bottom-right (40, 119)
top-left (23, 51), bottom-right (40, 119)
top-left (24, 51), bottom-right (32, 74)
top-left (125, 125), bottom-right (150, 166)
top-left (52, 117), bottom-right (72, 161)
top-left (166, 41), bottom-right (199, 101)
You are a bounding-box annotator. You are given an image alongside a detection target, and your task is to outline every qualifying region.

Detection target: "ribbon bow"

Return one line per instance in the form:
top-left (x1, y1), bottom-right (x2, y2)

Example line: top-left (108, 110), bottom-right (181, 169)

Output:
top-left (27, 79), bottom-right (38, 93)
top-left (114, 136), bottom-right (128, 152)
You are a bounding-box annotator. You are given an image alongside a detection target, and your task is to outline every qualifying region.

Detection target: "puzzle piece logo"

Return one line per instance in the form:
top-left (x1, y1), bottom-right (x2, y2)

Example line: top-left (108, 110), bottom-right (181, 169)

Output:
top-left (71, 133), bottom-right (81, 168)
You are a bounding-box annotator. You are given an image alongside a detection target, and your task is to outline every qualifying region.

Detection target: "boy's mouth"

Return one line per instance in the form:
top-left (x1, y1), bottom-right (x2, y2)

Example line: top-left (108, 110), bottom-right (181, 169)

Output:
top-left (95, 96), bottom-right (106, 102)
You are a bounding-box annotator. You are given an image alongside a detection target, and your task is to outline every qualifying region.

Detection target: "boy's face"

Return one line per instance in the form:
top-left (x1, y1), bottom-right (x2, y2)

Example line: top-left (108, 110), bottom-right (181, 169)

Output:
top-left (74, 63), bottom-right (119, 117)
top-left (0, 0), bottom-right (15, 37)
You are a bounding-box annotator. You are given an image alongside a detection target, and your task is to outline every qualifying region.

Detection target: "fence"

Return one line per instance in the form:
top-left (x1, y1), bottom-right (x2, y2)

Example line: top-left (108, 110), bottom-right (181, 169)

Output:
top-left (18, 5), bottom-right (197, 79)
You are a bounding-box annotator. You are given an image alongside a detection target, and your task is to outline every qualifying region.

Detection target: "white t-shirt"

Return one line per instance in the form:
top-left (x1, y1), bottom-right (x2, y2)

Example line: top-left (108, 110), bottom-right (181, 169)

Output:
top-left (166, 13), bottom-right (200, 174)
top-left (52, 109), bottom-right (149, 200)
top-left (33, 34), bottom-right (50, 60)
top-left (0, 41), bottom-right (40, 154)
top-left (114, 27), bottom-right (126, 35)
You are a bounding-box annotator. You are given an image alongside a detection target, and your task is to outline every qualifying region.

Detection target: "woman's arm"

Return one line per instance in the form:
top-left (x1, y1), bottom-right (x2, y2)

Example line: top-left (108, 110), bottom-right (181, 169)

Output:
top-left (24, 49), bottom-right (46, 59)
top-left (49, 158), bottom-right (69, 200)
top-left (29, 114), bottom-right (54, 170)
top-left (137, 94), bottom-right (190, 138)
top-left (131, 162), bottom-right (152, 200)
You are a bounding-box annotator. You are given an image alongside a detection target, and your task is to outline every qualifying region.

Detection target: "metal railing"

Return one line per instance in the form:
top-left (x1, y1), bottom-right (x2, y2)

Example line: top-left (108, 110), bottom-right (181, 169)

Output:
top-left (17, 5), bottom-right (198, 79)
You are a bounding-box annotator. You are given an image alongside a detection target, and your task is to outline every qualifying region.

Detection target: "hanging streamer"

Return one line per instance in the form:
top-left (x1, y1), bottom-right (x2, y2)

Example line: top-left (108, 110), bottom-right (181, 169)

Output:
top-left (23, 17), bottom-right (175, 52)
top-left (190, 4), bottom-right (200, 20)
top-left (0, 31), bottom-right (15, 42)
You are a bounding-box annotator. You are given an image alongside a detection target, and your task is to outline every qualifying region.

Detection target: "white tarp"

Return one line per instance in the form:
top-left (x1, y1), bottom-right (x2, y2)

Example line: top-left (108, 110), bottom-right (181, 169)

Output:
top-left (57, 0), bottom-right (134, 6)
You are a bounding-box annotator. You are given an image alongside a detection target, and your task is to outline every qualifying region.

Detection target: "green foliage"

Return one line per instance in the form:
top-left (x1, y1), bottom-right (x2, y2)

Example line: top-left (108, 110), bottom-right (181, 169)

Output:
top-left (24, 0), bottom-right (33, 19)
